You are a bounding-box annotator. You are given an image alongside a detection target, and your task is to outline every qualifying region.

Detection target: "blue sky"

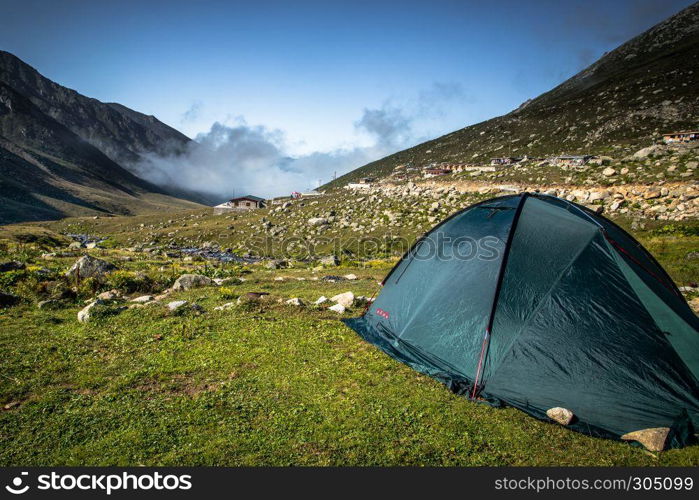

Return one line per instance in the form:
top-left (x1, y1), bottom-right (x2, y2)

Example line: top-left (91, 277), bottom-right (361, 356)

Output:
top-left (0, 0), bottom-right (694, 195)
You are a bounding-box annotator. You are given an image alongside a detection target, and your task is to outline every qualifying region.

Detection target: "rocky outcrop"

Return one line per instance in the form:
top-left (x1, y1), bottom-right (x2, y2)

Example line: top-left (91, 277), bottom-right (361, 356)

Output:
top-left (77, 300), bottom-right (104, 322)
top-left (65, 256), bottom-right (117, 279)
top-left (172, 274), bottom-right (214, 291)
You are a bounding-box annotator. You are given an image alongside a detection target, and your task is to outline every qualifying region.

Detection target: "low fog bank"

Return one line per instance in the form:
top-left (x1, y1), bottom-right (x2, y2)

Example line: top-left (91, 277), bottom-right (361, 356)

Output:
top-left (130, 83), bottom-right (468, 202)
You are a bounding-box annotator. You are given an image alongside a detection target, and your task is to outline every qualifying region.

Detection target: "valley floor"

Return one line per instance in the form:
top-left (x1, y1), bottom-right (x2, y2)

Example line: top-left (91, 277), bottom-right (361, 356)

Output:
top-left (0, 225), bottom-right (698, 465)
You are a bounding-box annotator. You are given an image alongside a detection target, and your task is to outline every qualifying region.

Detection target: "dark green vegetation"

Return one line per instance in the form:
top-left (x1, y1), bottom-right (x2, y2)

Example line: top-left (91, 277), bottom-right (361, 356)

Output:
top-left (0, 217), bottom-right (697, 466)
top-left (324, 3), bottom-right (699, 189)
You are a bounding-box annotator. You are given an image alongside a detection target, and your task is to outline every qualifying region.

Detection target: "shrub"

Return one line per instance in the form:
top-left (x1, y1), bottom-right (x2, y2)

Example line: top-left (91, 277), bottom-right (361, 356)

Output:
top-left (0, 270), bottom-right (28, 289)
top-left (218, 287), bottom-right (237, 300)
top-left (651, 224), bottom-right (699, 238)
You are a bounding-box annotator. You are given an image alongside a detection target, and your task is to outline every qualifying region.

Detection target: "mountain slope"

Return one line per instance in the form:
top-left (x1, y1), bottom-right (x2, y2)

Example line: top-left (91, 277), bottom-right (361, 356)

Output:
top-left (325, 2), bottom-right (699, 188)
top-left (0, 51), bottom-right (191, 165)
top-left (0, 52), bottom-right (206, 223)
top-left (0, 76), bottom-right (201, 223)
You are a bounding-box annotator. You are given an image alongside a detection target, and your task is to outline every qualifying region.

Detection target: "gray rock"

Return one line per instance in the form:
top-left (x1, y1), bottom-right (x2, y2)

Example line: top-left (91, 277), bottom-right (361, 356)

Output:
top-left (546, 407), bottom-right (574, 425)
top-left (308, 217), bottom-right (329, 226)
top-left (319, 255), bottom-right (340, 267)
top-left (131, 295), bottom-right (154, 303)
top-left (285, 297), bottom-right (304, 306)
top-left (172, 274), bottom-right (214, 291)
top-left (78, 299), bottom-right (104, 322)
top-left (167, 300), bottom-right (189, 311)
top-left (328, 303), bottom-right (346, 313)
top-left (632, 145), bottom-right (662, 159)
top-left (96, 289), bottom-right (121, 301)
top-left (65, 255), bottom-right (117, 279)
top-left (331, 291), bottom-right (355, 308)
top-left (621, 427), bottom-right (670, 452)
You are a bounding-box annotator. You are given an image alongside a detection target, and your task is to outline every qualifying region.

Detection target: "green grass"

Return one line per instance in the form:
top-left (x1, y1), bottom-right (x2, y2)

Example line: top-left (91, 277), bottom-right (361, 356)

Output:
top-left (0, 208), bottom-right (697, 466)
top-left (1, 257), bottom-right (698, 466)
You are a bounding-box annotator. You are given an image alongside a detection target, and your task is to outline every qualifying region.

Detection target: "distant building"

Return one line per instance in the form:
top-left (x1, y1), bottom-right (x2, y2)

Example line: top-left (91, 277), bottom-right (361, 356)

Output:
top-left (423, 168), bottom-right (452, 178)
top-left (662, 131), bottom-right (699, 143)
top-left (358, 177), bottom-right (375, 184)
top-left (213, 195), bottom-right (266, 214)
top-left (490, 157), bottom-right (522, 166)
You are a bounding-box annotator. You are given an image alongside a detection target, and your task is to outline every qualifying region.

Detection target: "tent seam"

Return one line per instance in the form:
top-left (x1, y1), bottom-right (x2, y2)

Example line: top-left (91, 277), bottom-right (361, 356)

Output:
top-left (483, 228), bottom-right (601, 386)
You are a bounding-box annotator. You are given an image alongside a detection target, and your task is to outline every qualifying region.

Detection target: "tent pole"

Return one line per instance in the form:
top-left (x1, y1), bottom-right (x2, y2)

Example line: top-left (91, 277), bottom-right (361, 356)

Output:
top-left (471, 192), bottom-right (529, 399)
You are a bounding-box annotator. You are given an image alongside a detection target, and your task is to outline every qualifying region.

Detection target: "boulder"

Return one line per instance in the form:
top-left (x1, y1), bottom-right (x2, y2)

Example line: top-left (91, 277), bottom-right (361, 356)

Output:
top-left (343, 274), bottom-right (358, 280)
top-left (65, 255), bottom-right (117, 279)
top-left (644, 189), bottom-right (662, 200)
top-left (0, 261), bottom-right (25, 272)
top-left (632, 145), bottom-right (662, 159)
top-left (167, 300), bottom-right (189, 311)
top-left (308, 217), bottom-right (329, 226)
top-left (621, 427), bottom-right (670, 452)
top-left (96, 289), bottom-right (121, 301)
top-left (329, 303), bottom-right (346, 314)
top-left (131, 295), bottom-right (154, 303)
top-left (546, 407), bottom-right (574, 425)
top-left (331, 291), bottom-right (355, 308)
top-left (314, 296), bottom-right (328, 305)
top-left (172, 274), bottom-right (214, 291)
top-left (320, 255), bottom-right (340, 267)
top-left (601, 167), bottom-right (616, 177)
top-left (588, 190), bottom-right (609, 202)
top-left (214, 302), bottom-right (236, 311)
top-left (77, 299), bottom-right (104, 322)
top-left (285, 297), bottom-right (304, 306)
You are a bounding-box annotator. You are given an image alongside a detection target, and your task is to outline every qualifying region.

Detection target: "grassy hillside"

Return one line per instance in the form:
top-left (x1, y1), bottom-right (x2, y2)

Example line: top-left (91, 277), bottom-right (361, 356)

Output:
top-left (324, 3), bottom-right (699, 189)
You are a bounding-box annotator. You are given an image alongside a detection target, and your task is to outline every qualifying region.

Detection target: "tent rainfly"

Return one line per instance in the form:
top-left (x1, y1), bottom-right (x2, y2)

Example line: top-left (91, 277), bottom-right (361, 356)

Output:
top-left (345, 193), bottom-right (699, 450)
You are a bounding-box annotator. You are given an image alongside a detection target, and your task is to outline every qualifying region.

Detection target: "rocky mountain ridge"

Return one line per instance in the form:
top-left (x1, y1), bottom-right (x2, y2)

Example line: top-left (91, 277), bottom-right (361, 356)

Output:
top-left (325, 2), bottom-right (699, 188)
top-left (0, 51), bottom-right (205, 223)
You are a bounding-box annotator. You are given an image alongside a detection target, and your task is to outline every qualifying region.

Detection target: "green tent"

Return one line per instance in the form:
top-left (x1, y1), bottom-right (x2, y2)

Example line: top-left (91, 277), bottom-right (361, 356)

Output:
top-left (345, 193), bottom-right (699, 449)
